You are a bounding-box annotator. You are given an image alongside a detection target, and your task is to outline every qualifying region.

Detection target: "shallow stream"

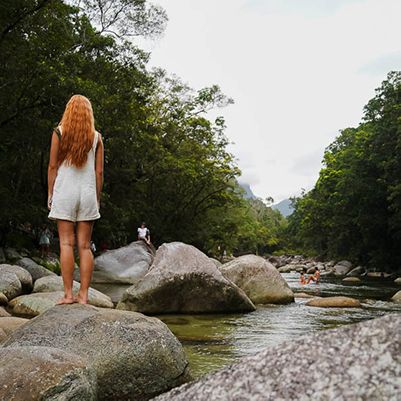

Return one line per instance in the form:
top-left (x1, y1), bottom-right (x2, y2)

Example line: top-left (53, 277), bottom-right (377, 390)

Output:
top-left (94, 274), bottom-right (401, 378)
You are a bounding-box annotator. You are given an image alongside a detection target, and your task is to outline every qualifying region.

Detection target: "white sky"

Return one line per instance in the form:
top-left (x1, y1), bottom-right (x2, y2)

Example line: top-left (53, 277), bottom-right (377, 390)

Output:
top-left (140, 0), bottom-right (401, 202)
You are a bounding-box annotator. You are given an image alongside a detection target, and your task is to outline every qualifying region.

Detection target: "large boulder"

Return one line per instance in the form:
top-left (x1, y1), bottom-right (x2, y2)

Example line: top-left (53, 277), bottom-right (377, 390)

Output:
top-left (0, 346), bottom-right (96, 400)
top-left (33, 276), bottom-right (113, 308)
top-left (117, 242), bottom-right (255, 314)
top-left (16, 257), bottom-right (56, 282)
top-left (93, 241), bottom-right (154, 284)
top-left (0, 271), bottom-right (22, 300)
top-left (219, 255), bottom-right (294, 304)
top-left (334, 260), bottom-right (353, 275)
top-left (153, 314), bottom-right (401, 401)
top-left (4, 304), bottom-right (190, 401)
top-left (0, 263), bottom-right (33, 291)
top-left (0, 292), bottom-right (7, 305)
top-left (306, 296), bottom-right (361, 308)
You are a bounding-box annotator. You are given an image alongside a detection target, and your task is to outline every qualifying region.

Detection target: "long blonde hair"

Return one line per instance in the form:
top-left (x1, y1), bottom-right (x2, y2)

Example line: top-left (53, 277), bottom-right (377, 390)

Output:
top-left (58, 94), bottom-right (95, 167)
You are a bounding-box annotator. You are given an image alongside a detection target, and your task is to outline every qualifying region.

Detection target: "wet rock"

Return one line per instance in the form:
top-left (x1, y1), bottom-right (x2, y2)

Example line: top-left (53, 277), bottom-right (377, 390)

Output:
top-left (4, 304), bottom-right (191, 401)
top-left (367, 272), bottom-right (391, 278)
top-left (306, 296), bottom-right (361, 308)
top-left (294, 292), bottom-right (315, 298)
top-left (0, 263), bottom-right (33, 291)
top-left (153, 314), bottom-right (401, 401)
top-left (93, 241), bottom-right (154, 284)
top-left (219, 255), bottom-right (294, 304)
top-left (16, 257), bottom-right (56, 282)
top-left (394, 278), bottom-right (401, 285)
top-left (0, 271), bottom-right (22, 300)
top-left (334, 260), bottom-right (353, 275)
top-left (0, 346), bottom-right (97, 400)
top-left (342, 277), bottom-right (361, 284)
top-left (33, 276), bottom-right (113, 308)
top-left (306, 266), bottom-right (316, 274)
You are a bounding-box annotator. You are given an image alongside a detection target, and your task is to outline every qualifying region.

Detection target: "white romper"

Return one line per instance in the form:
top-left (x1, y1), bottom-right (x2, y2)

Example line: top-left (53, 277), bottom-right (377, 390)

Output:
top-left (48, 127), bottom-right (101, 222)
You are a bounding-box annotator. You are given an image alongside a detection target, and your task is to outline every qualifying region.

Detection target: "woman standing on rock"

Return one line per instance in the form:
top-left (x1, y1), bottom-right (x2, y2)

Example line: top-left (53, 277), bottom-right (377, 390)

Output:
top-left (47, 95), bottom-right (104, 305)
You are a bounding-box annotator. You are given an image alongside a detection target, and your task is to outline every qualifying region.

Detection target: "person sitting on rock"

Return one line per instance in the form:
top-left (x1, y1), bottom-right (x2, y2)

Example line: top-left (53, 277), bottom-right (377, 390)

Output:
top-left (300, 270), bottom-right (307, 285)
top-left (307, 267), bottom-right (321, 284)
top-left (137, 222), bottom-right (151, 245)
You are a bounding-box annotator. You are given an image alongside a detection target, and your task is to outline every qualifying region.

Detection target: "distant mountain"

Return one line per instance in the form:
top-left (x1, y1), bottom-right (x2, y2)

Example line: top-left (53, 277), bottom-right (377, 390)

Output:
top-left (272, 198), bottom-right (294, 217)
top-left (239, 183), bottom-right (257, 199)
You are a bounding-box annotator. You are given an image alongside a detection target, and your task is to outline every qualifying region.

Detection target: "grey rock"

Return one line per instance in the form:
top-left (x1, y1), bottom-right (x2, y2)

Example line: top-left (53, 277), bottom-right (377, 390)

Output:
top-left (4, 304), bottom-right (190, 401)
top-left (33, 276), bottom-right (113, 308)
top-left (0, 346), bottom-right (96, 400)
top-left (153, 314), bottom-right (401, 401)
top-left (306, 266), bottom-right (316, 274)
top-left (0, 271), bottom-right (22, 300)
top-left (4, 248), bottom-right (22, 262)
top-left (93, 241), bottom-right (154, 284)
top-left (334, 260), bottom-right (353, 275)
top-left (8, 292), bottom-right (65, 317)
top-left (394, 278), bottom-right (401, 285)
top-left (16, 257), bottom-right (56, 282)
top-left (346, 265), bottom-right (366, 277)
top-left (117, 242), bottom-right (255, 314)
top-left (219, 255), bottom-right (294, 304)
top-left (209, 258), bottom-right (222, 268)
top-left (0, 263), bottom-right (33, 291)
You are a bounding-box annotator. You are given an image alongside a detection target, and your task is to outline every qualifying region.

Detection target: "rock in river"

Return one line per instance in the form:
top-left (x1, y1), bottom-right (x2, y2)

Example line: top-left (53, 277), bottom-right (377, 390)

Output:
top-left (117, 242), bottom-right (255, 314)
top-left (0, 346), bottom-right (96, 400)
top-left (219, 255), bottom-right (294, 304)
top-left (153, 314), bottom-right (401, 401)
top-left (333, 260), bottom-right (353, 275)
top-left (306, 296), bottom-right (361, 308)
top-left (4, 304), bottom-right (191, 401)
top-left (93, 241), bottom-right (154, 284)
top-left (391, 290), bottom-right (401, 303)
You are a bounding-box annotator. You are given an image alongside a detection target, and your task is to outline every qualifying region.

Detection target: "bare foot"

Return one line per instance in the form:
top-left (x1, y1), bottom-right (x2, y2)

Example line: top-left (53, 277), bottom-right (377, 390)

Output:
top-left (76, 294), bottom-right (89, 305)
top-left (57, 297), bottom-right (75, 305)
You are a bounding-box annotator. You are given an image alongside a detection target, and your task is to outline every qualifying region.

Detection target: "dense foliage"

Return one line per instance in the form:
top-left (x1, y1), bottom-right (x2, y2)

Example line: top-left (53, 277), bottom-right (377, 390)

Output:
top-left (0, 0), bottom-right (284, 256)
top-left (287, 72), bottom-right (401, 271)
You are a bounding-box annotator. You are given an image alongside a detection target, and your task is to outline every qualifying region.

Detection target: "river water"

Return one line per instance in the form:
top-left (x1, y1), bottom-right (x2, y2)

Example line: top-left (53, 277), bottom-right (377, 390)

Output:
top-left (94, 273), bottom-right (401, 378)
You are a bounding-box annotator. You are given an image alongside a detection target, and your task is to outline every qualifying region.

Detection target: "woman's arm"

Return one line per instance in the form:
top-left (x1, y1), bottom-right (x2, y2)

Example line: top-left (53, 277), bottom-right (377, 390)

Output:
top-left (47, 131), bottom-right (60, 209)
top-left (95, 133), bottom-right (104, 208)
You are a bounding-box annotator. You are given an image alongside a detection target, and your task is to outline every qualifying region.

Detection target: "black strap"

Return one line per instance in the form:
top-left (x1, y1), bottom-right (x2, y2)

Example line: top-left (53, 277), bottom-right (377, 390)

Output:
top-left (54, 127), bottom-right (61, 141)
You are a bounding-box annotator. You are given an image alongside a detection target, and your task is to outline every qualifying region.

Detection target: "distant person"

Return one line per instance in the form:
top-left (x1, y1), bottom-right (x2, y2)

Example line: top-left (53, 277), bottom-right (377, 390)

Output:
top-left (137, 222), bottom-right (151, 245)
top-left (39, 224), bottom-right (51, 258)
top-left (48, 94), bottom-right (104, 305)
top-left (307, 267), bottom-right (321, 284)
top-left (299, 270), bottom-right (307, 285)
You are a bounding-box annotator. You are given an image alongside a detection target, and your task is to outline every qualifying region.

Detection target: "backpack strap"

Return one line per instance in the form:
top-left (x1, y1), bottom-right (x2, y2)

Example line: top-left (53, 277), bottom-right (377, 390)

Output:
top-left (54, 126), bottom-right (61, 141)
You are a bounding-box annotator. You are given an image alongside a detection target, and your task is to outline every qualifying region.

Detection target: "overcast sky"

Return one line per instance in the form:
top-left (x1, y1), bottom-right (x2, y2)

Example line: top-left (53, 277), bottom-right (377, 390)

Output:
top-left (141, 0), bottom-right (401, 202)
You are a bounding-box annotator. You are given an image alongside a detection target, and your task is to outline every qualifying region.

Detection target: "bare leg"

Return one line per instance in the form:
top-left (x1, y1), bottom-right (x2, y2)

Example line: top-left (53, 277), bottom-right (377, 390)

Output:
top-left (57, 220), bottom-right (75, 304)
top-left (76, 221), bottom-right (94, 304)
